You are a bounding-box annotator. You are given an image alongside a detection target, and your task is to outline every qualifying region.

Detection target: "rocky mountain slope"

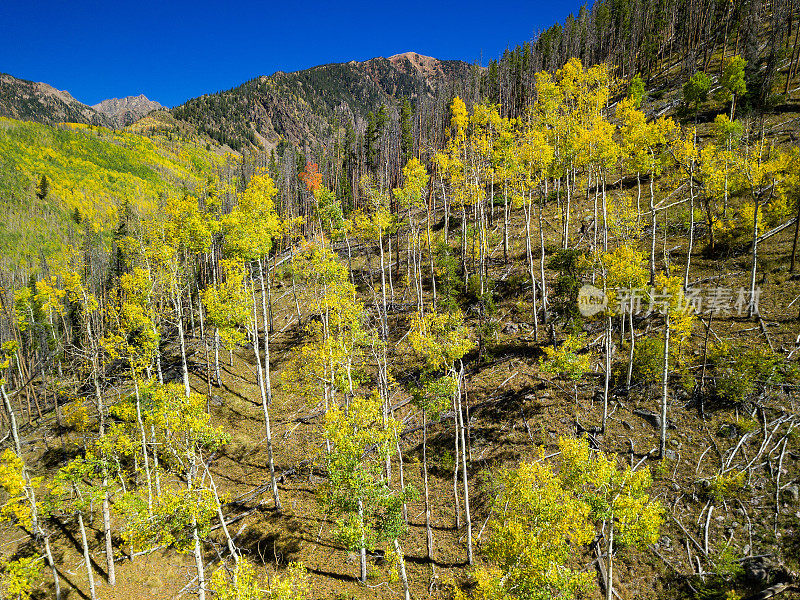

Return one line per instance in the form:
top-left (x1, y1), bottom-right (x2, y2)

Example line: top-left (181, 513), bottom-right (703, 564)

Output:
top-left (0, 71), bottom-right (107, 126)
top-left (171, 52), bottom-right (476, 150)
top-left (0, 72), bottom-right (162, 129)
top-left (92, 93), bottom-right (163, 128)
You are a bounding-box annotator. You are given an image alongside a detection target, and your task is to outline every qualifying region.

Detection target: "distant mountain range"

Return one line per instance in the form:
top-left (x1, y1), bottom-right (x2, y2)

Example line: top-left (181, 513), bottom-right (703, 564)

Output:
top-left (0, 52), bottom-right (474, 150)
top-left (0, 72), bottom-right (163, 128)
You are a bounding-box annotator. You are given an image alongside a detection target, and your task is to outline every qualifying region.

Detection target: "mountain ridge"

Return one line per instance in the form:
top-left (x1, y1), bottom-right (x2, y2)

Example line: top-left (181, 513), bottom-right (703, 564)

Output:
top-left (170, 52), bottom-right (475, 150)
top-left (0, 71), bottom-right (163, 129)
top-left (92, 94), bottom-right (163, 128)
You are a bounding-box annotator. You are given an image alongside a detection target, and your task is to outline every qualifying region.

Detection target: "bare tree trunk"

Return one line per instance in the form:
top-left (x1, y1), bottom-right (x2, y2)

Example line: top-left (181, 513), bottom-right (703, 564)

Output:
top-left (258, 260), bottom-right (282, 512)
top-left (192, 518), bottom-right (205, 600)
top-left (204, 464), bottom-right (238, 562)
top-left (748, 197), bottom-right (760, 317)
top-left (538, 196), bottom-right (548, 322)
top-left (603, 316), bottom-right (611, 431)
top-left (422, 410), bottom-right (434, 568)
top-left (133, 378), bottom-right (153, 513)
top-left (605, 520), bottom-right (614, 600)
top-left (213, 328), bottom-right (221, 386)
top-left (684, 157), bottom-right (695, 291)
top-left (626, 310), bottom-right (635, 389)
top-left (175, 289), bottom-right (191, 398)
top-left (649, 162), bottom-right (657, 284)
top-left (189, 465), bottom-right (206, 600)
top-left (250, 279), bottom-right (281, 512)
top-left (44, 535), bottom-right (61, 600)
top-left (198, 302), bottom-right (212, 401)
top-left (78, 511), bottom-right (97, 600)
top-left (452, 391), bottom-right (461, 528)
top-left (394, 539), bottom-right (411, 600)
top-left (525, 197), bottom-right (540, 339)
top-left (660, 315), bottom-right (671, 459)
top-left (457, 366), bottom-right (473, 565)
top-left (358, 499), bottom-right (367, 583)
top-left (102, 481), bottom-right (115, 585)
top-left (503, 181), bottom-right (509, 263)
top-left (3, 384), bottom-right (61, 598)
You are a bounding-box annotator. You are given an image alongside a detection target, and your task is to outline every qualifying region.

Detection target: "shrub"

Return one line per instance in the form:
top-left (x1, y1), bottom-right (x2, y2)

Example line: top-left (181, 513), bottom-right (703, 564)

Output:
top-left (710, 341), bottom-right (788, 404)
top-left (541, 333), bottom-right (592, 380)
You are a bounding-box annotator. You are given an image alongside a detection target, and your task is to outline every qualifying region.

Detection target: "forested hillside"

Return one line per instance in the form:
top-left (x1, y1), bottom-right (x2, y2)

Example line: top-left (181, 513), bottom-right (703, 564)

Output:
top-left (0, 73), bottom-right (107, 127)
top-left (0, 1), bottom-right (799, 600)
top-left (0, 118), bottom-right (234, 271)
top-left (171, 53), bottom-right (476, 152)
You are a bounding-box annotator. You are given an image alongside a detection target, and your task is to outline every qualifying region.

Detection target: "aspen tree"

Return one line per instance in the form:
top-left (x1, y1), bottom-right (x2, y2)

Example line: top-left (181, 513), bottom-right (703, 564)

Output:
top-left (558, 437), bottom-right (663, 600)
top-left (224, 171), bottom-right (283, 510)
top-left (321, 392), bottom-right (413, 588)
top-left (601, 246), bottom-right (648, 391)
top-left (47, 458), bottom-right (100, 600)
top-left (202, 259), bottom-right (250, 387)
top-left (0, 343), bottom-right (60, 599)
top-left (394, 159), bottom-right (431, 310)
top-left (407, 310), bottom-right (473, 566)
top-left (651, 274), bottom-right (694, 457)
top-left (102, 267), bottom-right (159, 531)
top-left (149, 383), bottom-right (230, 598)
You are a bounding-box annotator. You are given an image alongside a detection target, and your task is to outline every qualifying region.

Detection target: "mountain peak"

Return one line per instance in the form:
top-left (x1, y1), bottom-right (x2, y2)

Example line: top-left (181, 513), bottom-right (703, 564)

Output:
top-left (386, 52), bottom-right (451, 79)
top-left (92, 95), bottom-right (163, 128)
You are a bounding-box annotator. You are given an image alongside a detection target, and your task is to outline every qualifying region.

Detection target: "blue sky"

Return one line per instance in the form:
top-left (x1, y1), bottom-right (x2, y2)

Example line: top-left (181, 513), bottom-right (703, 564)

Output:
top-left (1, 0), bottom-right (582, 108)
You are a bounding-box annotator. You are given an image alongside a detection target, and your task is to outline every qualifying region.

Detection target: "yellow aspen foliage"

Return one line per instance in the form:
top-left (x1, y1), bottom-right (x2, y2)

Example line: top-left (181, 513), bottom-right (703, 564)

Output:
top-left (0, 555), bottom-right (42, 600)
top-left (464, 448), bottom-right (595, 600)
top-left (448, 96), bottom-right (469, 145)
top-left (601, 245), bottom-right (649, 310)
top-left (407, 310), bottom-right (472, 373)
top-left (540, 333), bottom-right (592, 380)
top-left (606, 194), bottom-right (642, 242)
top-left (202, 259), bottom-right (250, 349)
top-left (210, 558), bottom-right (265, 600)
top-left (393, 158), bottom-right (430, 210)
top-left (210, 558), bottom-right (310, 600)
top-left (463, 438), bottom-right (661, 600)
top-left (263, 562), bottom-right (311, 600)
top-left (101, 266), bottom-right (158, 372)
top-left (557, 437), bottom-right (663, 548)
top-left (653, 273), bottom-right (694, 345)
top-left (0, 449), bottom-right (34, 527)
top-left (0, 341), bottom-right (17, 386)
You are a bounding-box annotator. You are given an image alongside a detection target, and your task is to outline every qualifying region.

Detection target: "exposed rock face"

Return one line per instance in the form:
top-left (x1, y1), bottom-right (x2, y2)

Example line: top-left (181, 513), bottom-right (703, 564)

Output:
top-left (92, 94), bottom-right (163, 128)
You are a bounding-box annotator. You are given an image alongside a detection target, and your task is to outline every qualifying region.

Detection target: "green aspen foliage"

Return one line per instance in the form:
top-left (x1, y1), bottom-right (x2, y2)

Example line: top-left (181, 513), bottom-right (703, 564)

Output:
top-left (627, 74), bottom-right (645, 108)
top-left (321, 393), bottom-right (413, 561)
top-left (683, 72), bottom-right (711, 115)
top-left (718, 56), bottom-right (747, 113)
